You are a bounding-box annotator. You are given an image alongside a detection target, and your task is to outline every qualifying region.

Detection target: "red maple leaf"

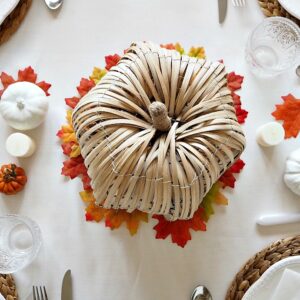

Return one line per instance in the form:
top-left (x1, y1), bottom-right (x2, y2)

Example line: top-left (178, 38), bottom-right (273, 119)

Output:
top-left (85, 212), bottom-right (94, 221)
top-left (18, 66), bottom-right (37, 83)
top-left (153, 207), bottom-right (206, 248)
top-left (77, 78), bottom-right (95, 97)
top-left (272, 94), bottom-right (300, 138)
top-left (235, 106), bottom-right (248, 124)
top-left (61, 142), bottom-right (75, 156)
top-left (227, 72), bottom-right (244, 92)
top-left (65, 97), bottom-right (80, 109)
top-left (232, 90), bottom-right (248, 124)
top-left (0, 72), bottom-right (15, 89)
top-left (219, 159), bottom-right (245, 188)
top-left (61, 156), bottom-right (87, 179)
top-left (36, 81), bottom-right (51, 96)
top-left (82, 172), bottom-right (92, 190)
top-left (232, 92), bottom-right (241, 106)
top-left (105, 54), bottom-right (121, 70)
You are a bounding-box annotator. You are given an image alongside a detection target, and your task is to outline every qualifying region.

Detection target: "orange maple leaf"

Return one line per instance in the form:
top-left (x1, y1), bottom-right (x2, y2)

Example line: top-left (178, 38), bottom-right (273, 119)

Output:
top-left (105, 209), bottom-right (148, 236)
top-left (80, 190), bottom-right (148, 235)
top-left (85, 202), bottom-right (107, 222)
top-left (272, 94), bottom-right (300, 138)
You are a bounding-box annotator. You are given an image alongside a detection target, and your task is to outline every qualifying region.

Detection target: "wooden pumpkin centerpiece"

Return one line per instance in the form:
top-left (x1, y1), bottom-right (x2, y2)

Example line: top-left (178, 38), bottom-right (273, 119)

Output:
top-left (72, 42), bottom-right (246, 221)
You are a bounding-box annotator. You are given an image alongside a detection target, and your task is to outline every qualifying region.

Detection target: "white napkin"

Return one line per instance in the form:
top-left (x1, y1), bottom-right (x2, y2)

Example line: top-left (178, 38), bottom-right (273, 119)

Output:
top-left (271, 268), bottom-right (300, 300)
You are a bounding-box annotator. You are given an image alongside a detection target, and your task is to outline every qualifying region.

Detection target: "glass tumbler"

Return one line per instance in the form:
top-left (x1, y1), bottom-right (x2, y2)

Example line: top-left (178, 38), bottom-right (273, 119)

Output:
top-left (245, 17), bottom-right (300, 77)
top-left (0, 215), bottom-right (42, 274)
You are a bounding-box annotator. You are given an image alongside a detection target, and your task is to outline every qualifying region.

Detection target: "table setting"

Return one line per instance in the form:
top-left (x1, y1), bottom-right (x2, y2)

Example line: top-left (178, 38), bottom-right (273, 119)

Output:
top-left (0, 0), bottom-right (299, 299)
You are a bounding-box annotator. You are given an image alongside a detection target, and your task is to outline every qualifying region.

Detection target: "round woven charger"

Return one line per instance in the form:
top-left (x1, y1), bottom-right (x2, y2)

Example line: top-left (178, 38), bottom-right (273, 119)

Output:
top-left (226, 235), bottom-right (300, 300)
top-left (0, 274), bottom-right (18, 300)
top-left (258, 0), bottom-right (300, 25)
top-left (0, 0), bottom-right (32, 46)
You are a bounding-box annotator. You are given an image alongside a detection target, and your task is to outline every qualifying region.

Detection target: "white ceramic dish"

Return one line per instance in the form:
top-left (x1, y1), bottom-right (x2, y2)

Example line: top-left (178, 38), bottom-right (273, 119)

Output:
top-left (0, 0), bottom-right (20, 25)
top-left (242, 256), bottom-right (300, 300)
top-left (278, 0), bottom-right (300, 20)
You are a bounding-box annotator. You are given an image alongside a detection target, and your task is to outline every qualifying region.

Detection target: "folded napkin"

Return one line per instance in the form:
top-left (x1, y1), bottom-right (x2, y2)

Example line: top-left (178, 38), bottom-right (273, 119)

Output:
top-left (271, 268), bottom-right (300, 300)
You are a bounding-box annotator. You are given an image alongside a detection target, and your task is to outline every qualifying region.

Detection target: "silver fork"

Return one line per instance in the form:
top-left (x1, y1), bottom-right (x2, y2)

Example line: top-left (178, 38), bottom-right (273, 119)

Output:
top-left (232, 0), bottom-right (246, 6)
top-left (33, 286), bottom-right (48, 300)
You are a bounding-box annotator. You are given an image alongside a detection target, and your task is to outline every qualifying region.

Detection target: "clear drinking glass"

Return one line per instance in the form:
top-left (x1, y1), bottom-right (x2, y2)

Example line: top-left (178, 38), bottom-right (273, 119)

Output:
top-left (0, 215), bottom-right (42, 274)
top-left (245, 17), bottom-right (300, 77)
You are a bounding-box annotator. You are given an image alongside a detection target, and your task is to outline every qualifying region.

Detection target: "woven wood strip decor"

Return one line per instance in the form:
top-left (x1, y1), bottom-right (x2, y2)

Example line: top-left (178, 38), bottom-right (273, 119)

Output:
top-left (72, 41), bottom-right (246, 221)
top-left (258, 0), bottom-right (300, 26)
top-left (0, 0), bottom-right (32, 46)
top-left (226, 235), bottom-right (300, 300)
top-left (0, 274), bottom-right (18, 300)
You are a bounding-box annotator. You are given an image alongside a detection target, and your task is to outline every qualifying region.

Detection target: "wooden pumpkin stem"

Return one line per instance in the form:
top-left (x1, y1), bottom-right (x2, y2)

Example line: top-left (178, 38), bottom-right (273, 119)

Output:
top-left (149, 102), bottom-right (171, 132)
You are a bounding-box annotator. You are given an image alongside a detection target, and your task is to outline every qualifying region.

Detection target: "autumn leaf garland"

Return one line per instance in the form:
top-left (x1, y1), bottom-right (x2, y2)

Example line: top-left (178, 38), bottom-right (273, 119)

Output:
top-left (57, 43), bottom-right (248, 247)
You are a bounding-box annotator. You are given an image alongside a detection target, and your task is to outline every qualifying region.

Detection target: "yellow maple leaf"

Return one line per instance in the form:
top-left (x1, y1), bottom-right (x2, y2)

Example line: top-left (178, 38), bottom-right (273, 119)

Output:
top-left (174, 43), bottom-right (185, 55)
top-left (57, 125), bottom-right (77, 143)
top-left (79, 190), bottom-right (95, 202)
top-left (214, 191), bottom-right (228, 205)
top-left (188, 47), bottom-right (206, 59)
top-left (70, 143), bottom-right (81, 158)
top-left (66, 110), bottom-right (73, 125)
top-left (90, 67), bottom-right (107, 84)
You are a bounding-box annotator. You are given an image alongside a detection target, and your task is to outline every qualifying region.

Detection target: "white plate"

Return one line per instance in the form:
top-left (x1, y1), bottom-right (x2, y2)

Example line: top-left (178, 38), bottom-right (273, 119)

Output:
top-left (278, 0), bottom-right (300, 20)
top-left (242, 256), bottom-right (300, 300)
top-left (0, 0), bottom-right (20, 26)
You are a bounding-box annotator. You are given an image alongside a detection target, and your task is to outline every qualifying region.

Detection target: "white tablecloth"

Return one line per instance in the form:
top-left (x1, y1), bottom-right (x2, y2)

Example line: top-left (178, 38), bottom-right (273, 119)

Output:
top-left (0, 0), bottom-right (299, 299)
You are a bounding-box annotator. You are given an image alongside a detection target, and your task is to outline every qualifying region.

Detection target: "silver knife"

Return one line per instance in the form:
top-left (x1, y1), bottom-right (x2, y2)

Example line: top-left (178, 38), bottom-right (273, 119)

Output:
top-left (218, 0), bottom-right (228, 24)
top-left (61, 270), bottom-right (72, 300)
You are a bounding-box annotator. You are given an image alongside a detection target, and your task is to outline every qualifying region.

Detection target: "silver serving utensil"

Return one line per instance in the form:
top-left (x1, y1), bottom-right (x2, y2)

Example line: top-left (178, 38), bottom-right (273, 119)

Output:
top-left (218, 0), bottom-right (228, 24)
top-left (44, 0), bottom-right (63, 10)
top-left (296, 65), bottom-right (300, 77)
top-left (61, 270), bottom-right (72, 300)
top-left (191, 285), bottom-right (213, 300)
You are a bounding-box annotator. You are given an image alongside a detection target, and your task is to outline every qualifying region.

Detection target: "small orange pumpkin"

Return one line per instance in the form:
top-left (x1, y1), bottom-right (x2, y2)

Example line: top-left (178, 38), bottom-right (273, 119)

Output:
top-left (0, 164), bottom-right (27, 195)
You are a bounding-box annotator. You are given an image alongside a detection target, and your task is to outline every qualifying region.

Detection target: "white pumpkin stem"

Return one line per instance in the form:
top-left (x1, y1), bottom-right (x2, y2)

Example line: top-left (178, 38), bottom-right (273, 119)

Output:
top-left (149, 102), bottom-right (171, 132)
top-left (16, 99), bottom-right (25, 110)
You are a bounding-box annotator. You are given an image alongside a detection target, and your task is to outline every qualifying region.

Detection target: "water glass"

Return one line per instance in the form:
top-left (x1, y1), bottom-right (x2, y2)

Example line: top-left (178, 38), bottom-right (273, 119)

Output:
top-left (0, 215), bottom-right (42, 274)
top-left (245, 17), bottom-right (300, 77)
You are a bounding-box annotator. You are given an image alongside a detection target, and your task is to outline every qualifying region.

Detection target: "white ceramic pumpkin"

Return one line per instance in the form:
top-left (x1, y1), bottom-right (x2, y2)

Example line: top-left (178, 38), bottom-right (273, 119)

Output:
top-left (0, 82), bottom-right (48, 130)
top-left (284, 148), bottom-right (300, 196)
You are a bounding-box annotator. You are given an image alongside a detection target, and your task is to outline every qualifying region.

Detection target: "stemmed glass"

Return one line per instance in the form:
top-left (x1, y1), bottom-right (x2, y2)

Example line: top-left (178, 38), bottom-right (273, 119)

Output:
top-left (0, 215), bottom-right (42, 274)
top-left (245, 17), bottom-right (300, 77)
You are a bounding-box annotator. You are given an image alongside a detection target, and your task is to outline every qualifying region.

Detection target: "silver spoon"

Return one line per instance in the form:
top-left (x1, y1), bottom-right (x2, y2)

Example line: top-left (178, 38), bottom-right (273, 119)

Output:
top-left (296, 65), bottom-right (300, 77)
top-left (44, 0), bottom-right (63, 10)
top-left (191, 286), bottom-right (213, 300)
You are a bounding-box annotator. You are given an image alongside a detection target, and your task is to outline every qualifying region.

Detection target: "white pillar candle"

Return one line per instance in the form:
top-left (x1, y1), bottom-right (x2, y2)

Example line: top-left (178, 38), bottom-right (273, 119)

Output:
top-left (256, 122), bottom-right (285, 147)
top-left (5, 133), bottom-right (36, 158)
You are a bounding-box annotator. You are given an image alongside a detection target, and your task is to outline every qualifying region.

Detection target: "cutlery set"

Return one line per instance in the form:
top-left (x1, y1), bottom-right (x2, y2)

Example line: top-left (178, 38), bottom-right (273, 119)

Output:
top-left (218, 0), bottom-right (246, 24)
top-left (33, 270), bottom-right (71, 300)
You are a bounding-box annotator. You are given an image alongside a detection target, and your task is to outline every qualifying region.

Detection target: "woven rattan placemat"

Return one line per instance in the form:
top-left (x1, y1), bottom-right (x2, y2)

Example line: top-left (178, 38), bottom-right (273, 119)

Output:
top-left (226, 235), bottom-right (300, 300)
top-left (258, 0), bottom-right (300, 25)
top-left (0, 274), bottom-right (17, 300)
top-left (0, 0), bottom-right (32, 45)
